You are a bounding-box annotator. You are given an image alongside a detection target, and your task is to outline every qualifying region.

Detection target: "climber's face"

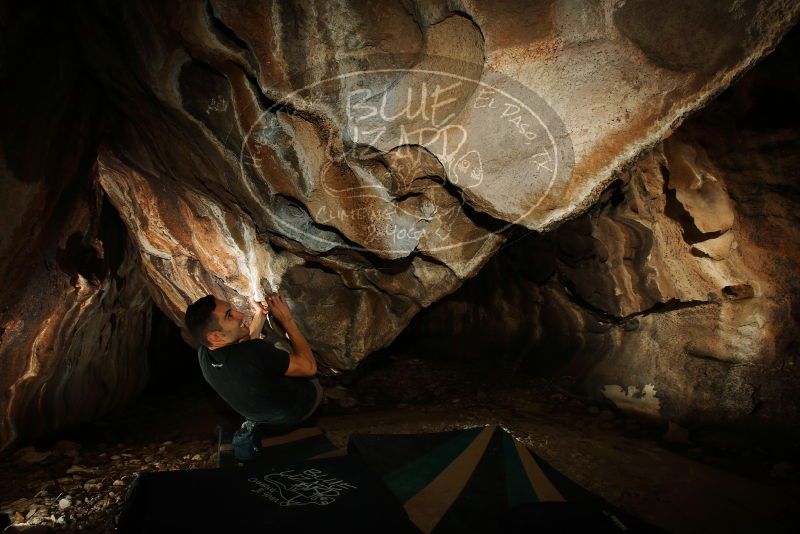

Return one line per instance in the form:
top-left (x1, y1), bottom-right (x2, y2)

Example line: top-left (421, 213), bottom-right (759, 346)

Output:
top-left (207, 299), bottom-right (249, 347)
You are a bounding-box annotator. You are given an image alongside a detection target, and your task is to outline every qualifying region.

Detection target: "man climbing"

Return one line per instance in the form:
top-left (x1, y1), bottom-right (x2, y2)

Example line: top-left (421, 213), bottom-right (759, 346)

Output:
top-left (184, 292), bottom-right (322, 461)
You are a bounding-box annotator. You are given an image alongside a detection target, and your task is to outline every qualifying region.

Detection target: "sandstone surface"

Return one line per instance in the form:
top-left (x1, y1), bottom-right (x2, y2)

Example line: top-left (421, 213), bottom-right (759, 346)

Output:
top-left (399, 30), bottom-right (800, 426)
top-left (1, 1), bottom-right (799, 451)
top-left (0, 6), bottom-right (153, 452)
top-left (83, 0), bottom-right (797, 367)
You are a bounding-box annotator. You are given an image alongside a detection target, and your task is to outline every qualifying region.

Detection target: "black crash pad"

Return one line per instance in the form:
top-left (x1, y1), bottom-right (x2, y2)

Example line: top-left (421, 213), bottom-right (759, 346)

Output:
top-left (117, 455), bottom-right (417, 533)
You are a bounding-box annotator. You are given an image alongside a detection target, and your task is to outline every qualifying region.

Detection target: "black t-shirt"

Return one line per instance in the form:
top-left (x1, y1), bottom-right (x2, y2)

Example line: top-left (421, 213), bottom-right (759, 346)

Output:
top-left (198, 339), bottom-right (317, 425)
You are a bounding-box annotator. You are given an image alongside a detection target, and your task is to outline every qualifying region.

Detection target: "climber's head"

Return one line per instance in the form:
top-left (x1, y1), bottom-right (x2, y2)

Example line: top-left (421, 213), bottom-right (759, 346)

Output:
top-left (185, 295), bottom-right (249, 349)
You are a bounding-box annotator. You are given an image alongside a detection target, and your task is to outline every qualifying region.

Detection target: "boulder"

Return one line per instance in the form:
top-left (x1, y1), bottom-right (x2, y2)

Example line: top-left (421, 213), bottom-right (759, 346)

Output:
top-left (1, 0), bottom-right (798, 451)
top-left (396, 28), bottom-right (800, 427)
top-left (81, 0), bottom-right (797, 367)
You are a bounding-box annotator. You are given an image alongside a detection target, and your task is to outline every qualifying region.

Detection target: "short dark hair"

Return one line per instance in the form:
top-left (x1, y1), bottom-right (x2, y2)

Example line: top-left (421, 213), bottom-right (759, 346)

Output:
top-left (184, 295), bottom-right (219, 347)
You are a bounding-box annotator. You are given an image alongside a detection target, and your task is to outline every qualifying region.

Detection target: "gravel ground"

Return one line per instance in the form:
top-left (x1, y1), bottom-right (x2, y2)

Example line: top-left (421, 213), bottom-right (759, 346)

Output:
top-left (1, 439), bottom-right (215, 532)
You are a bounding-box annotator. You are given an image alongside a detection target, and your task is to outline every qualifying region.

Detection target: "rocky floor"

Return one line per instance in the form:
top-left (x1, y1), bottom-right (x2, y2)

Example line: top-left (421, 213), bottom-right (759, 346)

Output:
top-left (0, 390), bottom-right (223, 533)
top-left (1, 356), bottom-right (799, 533)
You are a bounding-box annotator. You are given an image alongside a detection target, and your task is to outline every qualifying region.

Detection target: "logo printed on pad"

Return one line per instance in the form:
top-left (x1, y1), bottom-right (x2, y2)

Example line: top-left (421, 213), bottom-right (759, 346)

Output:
top-left (248, 469), bottom-right (357, 506)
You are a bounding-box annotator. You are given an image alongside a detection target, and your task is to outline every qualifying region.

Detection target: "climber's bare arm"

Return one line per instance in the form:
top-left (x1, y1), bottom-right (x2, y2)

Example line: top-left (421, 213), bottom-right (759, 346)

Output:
top-left (267, 293), bottom-right (317, 377)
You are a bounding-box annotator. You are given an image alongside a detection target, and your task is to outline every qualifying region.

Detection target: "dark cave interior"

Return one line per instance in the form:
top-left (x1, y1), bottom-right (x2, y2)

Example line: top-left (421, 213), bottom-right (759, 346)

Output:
top-left (1, 2), bottom-right (800, 532)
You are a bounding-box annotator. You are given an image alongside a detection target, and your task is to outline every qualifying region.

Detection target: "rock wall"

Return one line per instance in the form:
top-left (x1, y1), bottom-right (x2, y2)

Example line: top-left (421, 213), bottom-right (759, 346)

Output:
top-left (400, 27), bottom-right (800, 428)
top-left (1, 1), bottom-right (799, 450)
top-left (0, 5), bottom-right (153, 452)
top-left (79, 0), bottom-right (797, 368)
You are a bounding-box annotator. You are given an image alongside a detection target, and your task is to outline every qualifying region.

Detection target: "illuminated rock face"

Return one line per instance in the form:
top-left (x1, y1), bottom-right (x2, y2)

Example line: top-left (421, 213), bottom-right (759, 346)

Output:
top-left (0, 217), bottom-right (153, 451)
top-left (1, 1), bottom-right (799, 450)
top-left (403, 130), bottom-right (800, 424)
top-left (85, 0), bottom-right (796, 368)
top-left (0, 138), bottom-right (153, 452)
top-left (554, 135), bottom-right (799, 424)
top-left (400, 33), bottom-right (800, 426)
